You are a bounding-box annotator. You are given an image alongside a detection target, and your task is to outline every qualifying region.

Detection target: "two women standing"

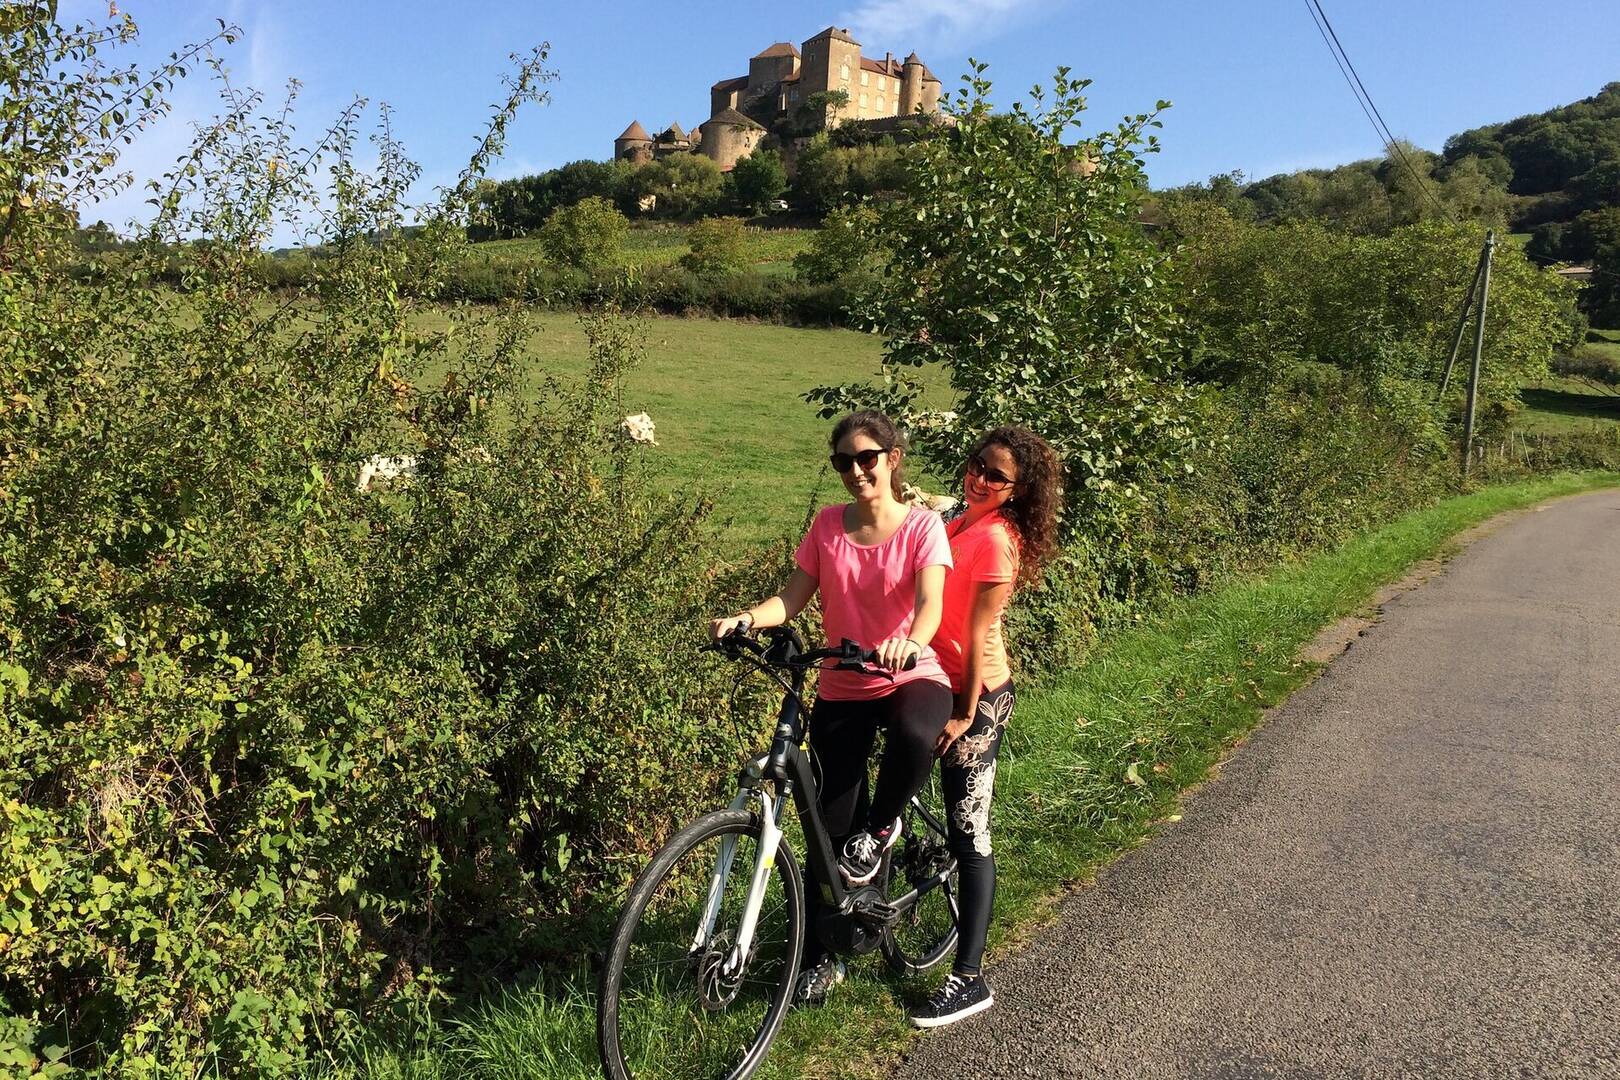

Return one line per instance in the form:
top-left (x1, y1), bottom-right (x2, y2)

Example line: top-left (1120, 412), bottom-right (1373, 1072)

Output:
top-left (712, 410), bottom-right (1062, 1029)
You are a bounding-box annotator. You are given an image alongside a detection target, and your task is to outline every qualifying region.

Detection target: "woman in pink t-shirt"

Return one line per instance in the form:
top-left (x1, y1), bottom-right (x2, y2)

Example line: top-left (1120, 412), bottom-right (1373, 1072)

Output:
top-left (710, 410), bottom-right (954, 1005)
top-left (908, 425), bottom-right (1062, 1030)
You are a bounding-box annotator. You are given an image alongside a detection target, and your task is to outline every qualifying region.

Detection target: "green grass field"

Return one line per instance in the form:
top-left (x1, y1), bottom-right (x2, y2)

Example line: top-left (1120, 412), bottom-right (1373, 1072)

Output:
top-left (415, 309), bottom-right (949, 543)
top-left (328, 470), bottom-right (1620, 1080)
top-left (471, 224), bottom-right (815, 278)
top-left (1517, 328), bottom-right (1620, 434)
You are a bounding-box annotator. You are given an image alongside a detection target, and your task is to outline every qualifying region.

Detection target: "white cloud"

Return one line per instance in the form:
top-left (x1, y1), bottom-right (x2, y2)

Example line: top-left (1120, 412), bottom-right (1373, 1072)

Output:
top-left (838, 0), bottom-right (1061, 54)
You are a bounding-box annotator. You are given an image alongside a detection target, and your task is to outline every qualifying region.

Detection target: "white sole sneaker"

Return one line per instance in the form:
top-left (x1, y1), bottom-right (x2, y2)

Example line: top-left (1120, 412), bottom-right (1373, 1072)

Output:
top-left (910, 992), bottom-right (994, 1028)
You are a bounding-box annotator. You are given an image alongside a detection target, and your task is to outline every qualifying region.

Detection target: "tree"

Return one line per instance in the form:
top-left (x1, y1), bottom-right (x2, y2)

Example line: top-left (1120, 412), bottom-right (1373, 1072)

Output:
top-left (536, 195), bottom-right (628, 269)
top-left (809, 64), bottom-right (1195, 529)
top-left (792, 135), bottom-right (911, 212)
top-left (793, 204), bottom-right (884, 283)
top-left (679, 215), bottom-right (747, 276)
top-left (623, 153), bottom-right (724, 218)
top-left (725, 147), bottom-right (786, 214)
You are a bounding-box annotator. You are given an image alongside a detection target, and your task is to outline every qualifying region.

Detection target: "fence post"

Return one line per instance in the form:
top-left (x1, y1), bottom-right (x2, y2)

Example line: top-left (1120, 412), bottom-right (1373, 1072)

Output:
top-left (1460, 231), bottom-right (1496, 481)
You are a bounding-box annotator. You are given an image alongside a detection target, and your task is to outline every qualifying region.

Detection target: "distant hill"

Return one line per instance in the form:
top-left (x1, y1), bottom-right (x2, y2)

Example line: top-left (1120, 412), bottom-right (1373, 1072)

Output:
top-left (1160, 83), bottom-right (1620, 250)
top-left (1443, 81), bottom-right (1620, 229)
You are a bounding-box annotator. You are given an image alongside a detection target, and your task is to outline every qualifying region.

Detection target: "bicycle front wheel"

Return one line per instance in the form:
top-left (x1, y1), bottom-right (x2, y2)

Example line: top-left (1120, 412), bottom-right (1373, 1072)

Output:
top-left (597, 809), bottom-right (804, 1080)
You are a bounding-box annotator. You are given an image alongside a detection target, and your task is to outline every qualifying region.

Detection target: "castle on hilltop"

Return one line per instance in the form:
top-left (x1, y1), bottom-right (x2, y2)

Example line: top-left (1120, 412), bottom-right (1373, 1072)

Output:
top-left (614, 26), bottom-right (946, 173)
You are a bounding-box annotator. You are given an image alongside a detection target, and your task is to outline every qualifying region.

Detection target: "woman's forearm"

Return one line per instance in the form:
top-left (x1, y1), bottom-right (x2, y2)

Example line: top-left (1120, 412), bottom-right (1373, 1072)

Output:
top-left (742, 595), bottom-right (788, 629)
top-left (742, 568), bottom-right (818, 628)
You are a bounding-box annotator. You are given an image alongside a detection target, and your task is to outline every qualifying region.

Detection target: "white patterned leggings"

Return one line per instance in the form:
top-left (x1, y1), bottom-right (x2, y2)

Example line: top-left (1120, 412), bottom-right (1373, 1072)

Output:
top-left (940, 679), bottom-right (1014, 976)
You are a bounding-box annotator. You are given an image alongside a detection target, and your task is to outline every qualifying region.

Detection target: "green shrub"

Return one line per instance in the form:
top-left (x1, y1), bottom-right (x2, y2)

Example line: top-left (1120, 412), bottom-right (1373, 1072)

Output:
top-left (535, 195), bottom-right (628, 270)
top-left (678, 216), bottom-right (748, 277)
top-left (0, 13), bottom-right (780, 1075)
top-left (792, 204), bottom-right (884, 284)
top-left (724, 148), bottom-right (787, 215)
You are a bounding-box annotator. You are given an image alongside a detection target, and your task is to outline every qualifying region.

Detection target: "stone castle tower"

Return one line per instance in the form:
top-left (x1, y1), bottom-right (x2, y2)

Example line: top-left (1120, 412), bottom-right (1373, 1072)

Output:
top-left (615, 26), bottom-right (943, 173)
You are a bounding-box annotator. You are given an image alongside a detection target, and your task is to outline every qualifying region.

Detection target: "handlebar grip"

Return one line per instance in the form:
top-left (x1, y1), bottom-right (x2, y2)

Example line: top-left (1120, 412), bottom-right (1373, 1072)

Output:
top-left (858, 648), bottom-right (919, 672)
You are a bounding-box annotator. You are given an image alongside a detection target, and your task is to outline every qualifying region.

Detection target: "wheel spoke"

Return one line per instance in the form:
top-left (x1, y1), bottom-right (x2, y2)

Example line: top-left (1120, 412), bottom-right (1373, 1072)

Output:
top-left (601, 812), bottom-right (801, 1079)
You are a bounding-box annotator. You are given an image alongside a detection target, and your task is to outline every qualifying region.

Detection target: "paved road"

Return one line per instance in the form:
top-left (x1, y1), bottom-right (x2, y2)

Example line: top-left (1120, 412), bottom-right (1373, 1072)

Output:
top-left (895, 488), bottom-right (1620, 1079)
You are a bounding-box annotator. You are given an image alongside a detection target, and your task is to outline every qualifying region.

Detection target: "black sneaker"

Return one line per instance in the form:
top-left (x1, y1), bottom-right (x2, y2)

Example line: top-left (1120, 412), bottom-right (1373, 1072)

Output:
top-left (793, 956), bottom-right (846, 1008)
top-left (909, 972), bottom-right (994, 1028)
top-left (839, 816), bottom-right (901, 886)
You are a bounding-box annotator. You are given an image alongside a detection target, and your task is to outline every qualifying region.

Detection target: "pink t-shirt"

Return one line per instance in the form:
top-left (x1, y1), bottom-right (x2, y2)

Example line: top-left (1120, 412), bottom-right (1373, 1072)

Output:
top-left (795, 504), bottom-right (954, 701)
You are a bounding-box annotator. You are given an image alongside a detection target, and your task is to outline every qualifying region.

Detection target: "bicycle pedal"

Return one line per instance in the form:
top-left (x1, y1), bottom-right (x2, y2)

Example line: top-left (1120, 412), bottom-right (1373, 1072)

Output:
top-left (851, 898), bottom-right (899, 926)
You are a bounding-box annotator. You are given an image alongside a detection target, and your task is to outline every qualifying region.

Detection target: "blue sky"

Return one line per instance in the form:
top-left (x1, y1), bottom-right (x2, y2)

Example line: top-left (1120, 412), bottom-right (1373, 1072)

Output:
top-left (68, 0), bottom-right (1620, 233)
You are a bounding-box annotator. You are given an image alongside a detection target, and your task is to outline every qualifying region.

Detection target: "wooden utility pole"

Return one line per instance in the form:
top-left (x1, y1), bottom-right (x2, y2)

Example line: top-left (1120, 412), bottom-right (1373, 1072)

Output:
top-left (1460, 231), bottom-right (1496, 481)
top-left (1438, 244), bottom-right (1489, 399)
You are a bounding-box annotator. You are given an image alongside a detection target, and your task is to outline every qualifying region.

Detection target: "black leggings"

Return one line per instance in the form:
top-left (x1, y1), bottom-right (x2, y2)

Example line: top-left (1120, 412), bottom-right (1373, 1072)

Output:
top-left (939, 679), bottom-right (1014, 977)
top-left (802, 679), bottom-right (953, 964)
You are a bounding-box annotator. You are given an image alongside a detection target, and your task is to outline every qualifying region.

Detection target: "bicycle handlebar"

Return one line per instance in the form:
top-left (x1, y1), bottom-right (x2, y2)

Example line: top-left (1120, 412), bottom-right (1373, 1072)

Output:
top-left (703, 628), bottom-right (917, 676)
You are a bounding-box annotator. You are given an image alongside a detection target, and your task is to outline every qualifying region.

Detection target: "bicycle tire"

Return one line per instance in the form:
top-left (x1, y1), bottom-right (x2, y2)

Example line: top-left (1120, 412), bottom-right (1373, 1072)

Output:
top-left (879, 779), bottom-right (960, 976)
top-left (597, 808), bottom-right (804, 1080)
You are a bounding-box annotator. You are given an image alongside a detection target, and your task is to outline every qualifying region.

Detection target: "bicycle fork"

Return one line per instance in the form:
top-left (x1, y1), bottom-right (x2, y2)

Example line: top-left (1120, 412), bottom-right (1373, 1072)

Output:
top-left (692, 755), bottom-right (786, 979)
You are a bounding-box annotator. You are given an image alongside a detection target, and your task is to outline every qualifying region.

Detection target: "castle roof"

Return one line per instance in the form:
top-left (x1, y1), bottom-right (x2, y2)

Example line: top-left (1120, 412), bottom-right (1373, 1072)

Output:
top-left (705, 107), bottom-right (765, 131)
top-left (660, 121), bottom-right (687, 140)
top-left (616, 120), bottom-right (651, 142)
top-left (753, 42), bottom-right (800, 59)
top-left (921, 65), bottom-right (940, 84)
top-left (807, 26), bottom-right (859, 45)
top-left (711, 74), bottom-right (748, 92)
top-left (903, 51), bottom-right (923, 65)
top-left (781, 71), bottom-right (801, 84)
top-left (861, 56), bottom-right (901, 77)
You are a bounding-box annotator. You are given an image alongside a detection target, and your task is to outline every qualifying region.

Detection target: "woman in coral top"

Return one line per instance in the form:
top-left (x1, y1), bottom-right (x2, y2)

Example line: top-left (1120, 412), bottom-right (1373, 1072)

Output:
top-left (710, 409), bottom-right (955, 1006)
top-left (909, 425), bottom-right (1062, 1029)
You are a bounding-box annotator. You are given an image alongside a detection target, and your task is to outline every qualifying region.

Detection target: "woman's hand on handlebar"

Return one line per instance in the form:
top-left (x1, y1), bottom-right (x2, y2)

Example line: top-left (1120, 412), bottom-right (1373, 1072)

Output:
top-left (709, 613), bottom-right (753, 641)
top-left (872, 635), bottom-right (922, 672)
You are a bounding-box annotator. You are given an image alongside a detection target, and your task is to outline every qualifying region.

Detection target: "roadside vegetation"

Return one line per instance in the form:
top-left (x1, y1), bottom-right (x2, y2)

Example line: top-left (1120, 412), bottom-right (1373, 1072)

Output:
top-left (5, 7), bottom-right (1620, 1079)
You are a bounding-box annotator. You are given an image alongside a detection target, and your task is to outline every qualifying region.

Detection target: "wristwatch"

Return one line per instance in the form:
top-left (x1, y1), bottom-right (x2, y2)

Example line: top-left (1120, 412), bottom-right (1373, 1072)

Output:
top-left (736, 612), bottom-right (755, 633)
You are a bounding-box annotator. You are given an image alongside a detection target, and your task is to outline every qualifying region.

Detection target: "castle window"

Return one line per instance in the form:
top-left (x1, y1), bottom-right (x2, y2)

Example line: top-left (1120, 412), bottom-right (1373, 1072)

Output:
top-left (840, 62), bottom-right (850, 82)
top-left (861, 71), bottom-right (869, 86)
top-left (859, 93), bottom-right (867, 109)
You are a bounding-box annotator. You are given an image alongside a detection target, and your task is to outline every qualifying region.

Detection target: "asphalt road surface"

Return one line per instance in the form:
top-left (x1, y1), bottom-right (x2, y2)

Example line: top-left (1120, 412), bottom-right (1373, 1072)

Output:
top-left (895, 488), bottom-right (1620, 1079)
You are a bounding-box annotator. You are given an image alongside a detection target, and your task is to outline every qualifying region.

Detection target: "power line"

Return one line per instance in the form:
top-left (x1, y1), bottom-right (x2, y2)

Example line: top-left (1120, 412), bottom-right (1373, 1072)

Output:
top-left (1302, 0), bottom-right (1454, 222)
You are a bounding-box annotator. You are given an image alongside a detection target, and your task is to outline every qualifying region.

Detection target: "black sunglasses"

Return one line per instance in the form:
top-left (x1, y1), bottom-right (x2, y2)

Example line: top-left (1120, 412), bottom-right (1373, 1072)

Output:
top-left (830, 447), bottom-right (891, 473)
top-left (966, 454), bottom-right (1017, 490)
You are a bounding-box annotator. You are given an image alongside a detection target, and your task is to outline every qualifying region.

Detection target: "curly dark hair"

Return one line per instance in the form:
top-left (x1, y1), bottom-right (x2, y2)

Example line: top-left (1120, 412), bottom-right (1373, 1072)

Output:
top-left (829, 410), bottom-right (907, 500)
top-left (970, 426), bottom-right (1062, 586)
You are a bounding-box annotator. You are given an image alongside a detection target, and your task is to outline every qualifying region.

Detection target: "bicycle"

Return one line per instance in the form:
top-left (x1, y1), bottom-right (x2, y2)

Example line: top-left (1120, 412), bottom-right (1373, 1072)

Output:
top-left (596, 626), bottom-right (962, 1080)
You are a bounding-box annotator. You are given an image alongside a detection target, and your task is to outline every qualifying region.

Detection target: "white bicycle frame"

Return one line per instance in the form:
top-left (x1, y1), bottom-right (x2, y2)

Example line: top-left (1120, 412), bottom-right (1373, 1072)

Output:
top-left (690, 754), bottom-right (783, 977)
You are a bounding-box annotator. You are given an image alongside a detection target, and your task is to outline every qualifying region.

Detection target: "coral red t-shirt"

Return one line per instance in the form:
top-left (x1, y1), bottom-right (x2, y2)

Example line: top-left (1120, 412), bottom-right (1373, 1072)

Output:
top-left (934, 511), bottom-right (1019, 694)
top-left (795, 504), bottom-right (954, 701)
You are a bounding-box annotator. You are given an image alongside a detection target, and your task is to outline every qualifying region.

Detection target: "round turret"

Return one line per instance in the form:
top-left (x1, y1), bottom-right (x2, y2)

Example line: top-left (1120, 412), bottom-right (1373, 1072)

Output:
top-left (900, 51), bottom-right (925, 115)
top-left (614, 120), bottom-right (653, 164)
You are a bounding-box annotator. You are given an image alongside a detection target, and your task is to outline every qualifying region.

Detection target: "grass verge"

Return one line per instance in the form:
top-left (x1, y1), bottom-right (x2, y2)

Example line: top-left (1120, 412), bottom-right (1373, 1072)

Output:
top-left (332, 471), bottom-right (1619, 1080)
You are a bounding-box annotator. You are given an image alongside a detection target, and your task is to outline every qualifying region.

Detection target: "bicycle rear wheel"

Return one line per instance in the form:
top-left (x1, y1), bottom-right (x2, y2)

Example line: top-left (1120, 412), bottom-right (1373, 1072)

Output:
top-left (880, 772), bottom-right (959, 976)
top-left (597, 809), bottom-right (803, 1080)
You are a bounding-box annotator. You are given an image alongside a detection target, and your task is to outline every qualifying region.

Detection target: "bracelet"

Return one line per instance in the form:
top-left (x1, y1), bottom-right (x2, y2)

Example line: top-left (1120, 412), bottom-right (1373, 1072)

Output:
top-left (903, 637), bottom-right (923, 653)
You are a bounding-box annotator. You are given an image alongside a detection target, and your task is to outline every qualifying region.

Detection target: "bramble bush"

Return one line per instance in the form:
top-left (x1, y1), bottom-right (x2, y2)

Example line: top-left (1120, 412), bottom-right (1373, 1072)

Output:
top-left (1, 10), bottom-right (774, 1076)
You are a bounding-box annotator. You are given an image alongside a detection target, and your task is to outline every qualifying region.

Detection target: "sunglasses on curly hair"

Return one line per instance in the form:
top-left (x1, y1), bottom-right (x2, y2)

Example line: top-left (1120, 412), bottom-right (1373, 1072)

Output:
top-left (830, 447), bottom-right (890, 473)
